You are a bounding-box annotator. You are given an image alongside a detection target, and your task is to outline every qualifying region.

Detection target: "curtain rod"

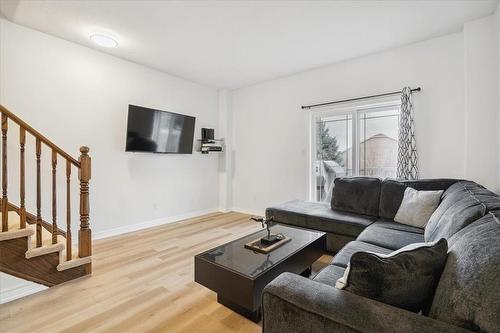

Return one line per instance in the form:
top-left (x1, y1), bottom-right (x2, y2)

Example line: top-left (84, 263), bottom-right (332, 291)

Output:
top-left (301, 87), bottom-right (422, 110)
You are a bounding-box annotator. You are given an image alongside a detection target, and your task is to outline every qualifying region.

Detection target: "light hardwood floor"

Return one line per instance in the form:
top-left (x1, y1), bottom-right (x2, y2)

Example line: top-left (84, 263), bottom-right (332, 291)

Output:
top-left (0, 212), bottom-right (330, 333)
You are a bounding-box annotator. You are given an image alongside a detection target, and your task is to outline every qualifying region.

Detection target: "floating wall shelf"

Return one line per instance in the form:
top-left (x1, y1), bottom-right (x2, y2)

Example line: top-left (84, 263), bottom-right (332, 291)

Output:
top-left (196, 139), bottom-right (224, 154)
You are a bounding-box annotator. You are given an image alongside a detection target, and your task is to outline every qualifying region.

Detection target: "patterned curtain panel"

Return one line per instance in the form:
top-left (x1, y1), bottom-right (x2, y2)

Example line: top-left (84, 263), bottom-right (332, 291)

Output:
top-left (397, 87), bottom-right (418, 180)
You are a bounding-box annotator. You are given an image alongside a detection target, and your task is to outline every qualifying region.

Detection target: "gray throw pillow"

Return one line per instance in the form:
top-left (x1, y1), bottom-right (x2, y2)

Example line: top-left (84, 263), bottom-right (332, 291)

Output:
top-left (394, 187), bottom-right (443, 228)
top-left (336, 238), bottom-right (448, 313)
top-left (331, 177), bottom-right (382, 217)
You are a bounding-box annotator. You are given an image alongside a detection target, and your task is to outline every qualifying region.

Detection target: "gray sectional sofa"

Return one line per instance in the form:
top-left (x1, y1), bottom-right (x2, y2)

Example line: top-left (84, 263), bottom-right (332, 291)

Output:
top-left (263, 177), bottom-right (500, 333)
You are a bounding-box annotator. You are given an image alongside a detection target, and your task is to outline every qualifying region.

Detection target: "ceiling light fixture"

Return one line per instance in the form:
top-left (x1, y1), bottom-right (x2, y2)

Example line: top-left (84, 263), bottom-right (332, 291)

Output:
top-left (90, 33), bottom-right (118, 48)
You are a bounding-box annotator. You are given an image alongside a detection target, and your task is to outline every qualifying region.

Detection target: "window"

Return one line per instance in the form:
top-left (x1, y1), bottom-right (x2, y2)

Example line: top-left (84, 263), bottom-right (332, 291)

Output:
top-left (310, 102), bottom-right (400, 202)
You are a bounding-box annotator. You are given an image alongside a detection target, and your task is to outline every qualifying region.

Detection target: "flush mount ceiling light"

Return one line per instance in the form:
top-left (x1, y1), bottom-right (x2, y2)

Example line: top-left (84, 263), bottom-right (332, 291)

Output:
top-left (90, 33), bottom-right (118, 48)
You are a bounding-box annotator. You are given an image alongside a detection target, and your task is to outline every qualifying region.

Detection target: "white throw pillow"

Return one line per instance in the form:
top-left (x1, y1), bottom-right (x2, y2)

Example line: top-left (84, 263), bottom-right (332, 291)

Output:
top-left (394, 187), bottom-right (443, 228)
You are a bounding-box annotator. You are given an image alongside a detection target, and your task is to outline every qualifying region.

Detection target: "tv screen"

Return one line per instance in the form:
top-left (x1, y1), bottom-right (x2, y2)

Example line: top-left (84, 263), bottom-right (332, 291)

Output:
top-left (126, 105), bottom-right (196, 154)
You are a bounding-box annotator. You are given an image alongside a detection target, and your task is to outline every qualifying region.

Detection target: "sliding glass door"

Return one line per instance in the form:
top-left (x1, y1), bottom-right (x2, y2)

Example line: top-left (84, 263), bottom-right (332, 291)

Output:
top-left (358, 109), bottom-right (400, 178)
top-left (311, 104), bottom-right (400, 202)
top-left (312, 114), bottom-right (352, 202)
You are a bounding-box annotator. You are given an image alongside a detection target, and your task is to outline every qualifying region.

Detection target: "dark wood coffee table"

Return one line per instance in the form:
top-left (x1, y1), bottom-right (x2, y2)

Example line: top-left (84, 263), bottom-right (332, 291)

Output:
top-left (194, 224), bottom-right (326, 322)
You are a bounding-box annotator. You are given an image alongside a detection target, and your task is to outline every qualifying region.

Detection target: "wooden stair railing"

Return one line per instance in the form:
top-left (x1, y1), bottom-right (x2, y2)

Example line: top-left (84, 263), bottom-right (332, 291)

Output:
top-left (0, 104), bottom-right (91, 266)
top-left (4, 200), bottom-right (66, 237)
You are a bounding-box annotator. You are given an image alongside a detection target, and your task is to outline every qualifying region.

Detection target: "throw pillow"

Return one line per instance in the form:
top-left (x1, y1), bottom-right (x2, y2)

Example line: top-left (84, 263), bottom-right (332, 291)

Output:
top-left (394, 187), bottom-right (443, 228)
top-left (335, 238), bottom-right (448, 313)
top-left (331, 177), bottom-right (382, 217)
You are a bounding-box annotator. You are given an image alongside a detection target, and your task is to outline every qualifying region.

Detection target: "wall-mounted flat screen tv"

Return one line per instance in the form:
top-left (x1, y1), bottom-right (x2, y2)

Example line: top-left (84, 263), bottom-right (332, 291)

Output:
top-left (126, 104), bottom-right (196, 154)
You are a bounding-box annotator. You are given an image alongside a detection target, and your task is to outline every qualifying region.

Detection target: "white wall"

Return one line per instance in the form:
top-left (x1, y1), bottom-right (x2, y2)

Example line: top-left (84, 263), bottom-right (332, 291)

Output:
top-left (0, 19), bottom-right (220, 237)
top-left (463, 15), bottom-right (499, 192)
top-left (217, 89), bottom-right (233, 211)
top-left (229, 33), bottom-right (467, 214)
top-left (496, 3), bottom-right (500, 191)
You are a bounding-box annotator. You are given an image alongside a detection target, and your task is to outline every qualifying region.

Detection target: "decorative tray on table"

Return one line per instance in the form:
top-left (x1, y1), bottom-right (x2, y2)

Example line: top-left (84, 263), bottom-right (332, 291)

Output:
top-left (244, 217), bottom-right (291, 254)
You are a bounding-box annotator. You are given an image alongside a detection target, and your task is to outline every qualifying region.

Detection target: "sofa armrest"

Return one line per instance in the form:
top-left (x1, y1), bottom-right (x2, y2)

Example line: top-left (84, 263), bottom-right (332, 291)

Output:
top-left (262, 273), bottom-right (472, 333)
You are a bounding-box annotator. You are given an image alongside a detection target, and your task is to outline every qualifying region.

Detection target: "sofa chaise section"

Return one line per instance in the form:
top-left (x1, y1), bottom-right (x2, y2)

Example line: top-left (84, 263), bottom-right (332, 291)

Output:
top-left (266, 200), bottom-right (376, 252)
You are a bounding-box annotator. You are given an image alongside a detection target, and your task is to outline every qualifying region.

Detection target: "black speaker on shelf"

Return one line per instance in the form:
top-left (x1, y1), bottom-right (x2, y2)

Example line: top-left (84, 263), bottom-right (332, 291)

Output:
top-left (201, 128), bottom-right (215, 142)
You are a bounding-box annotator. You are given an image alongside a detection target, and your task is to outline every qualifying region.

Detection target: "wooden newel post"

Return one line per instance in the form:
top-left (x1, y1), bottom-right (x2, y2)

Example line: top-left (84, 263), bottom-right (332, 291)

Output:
top-left (78, 146), bottom-right (91, 259)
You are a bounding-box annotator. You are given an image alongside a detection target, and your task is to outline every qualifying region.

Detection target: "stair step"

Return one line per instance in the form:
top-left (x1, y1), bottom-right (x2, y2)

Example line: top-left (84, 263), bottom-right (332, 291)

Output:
top-left (57, 256), bottom-right (92, 271)
top-left (25, 243), bottom-right (64, 259)
top-left (0, 211), bottom-right (33, 241)
top-left (31, 233), bottom-right (66, 248)
top-left (0, 227), bottom-right (34, 241)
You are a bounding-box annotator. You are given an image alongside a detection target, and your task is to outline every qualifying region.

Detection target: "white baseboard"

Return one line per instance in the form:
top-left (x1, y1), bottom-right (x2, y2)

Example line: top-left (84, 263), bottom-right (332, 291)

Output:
top-left (93, 208), bottom-right (220, 240)
top-left (218, 207), bottom-right (232, 213)
top-left (0, 282), bottom-right (47, 304)
top-left (230, 207), bottom-right (265, 217)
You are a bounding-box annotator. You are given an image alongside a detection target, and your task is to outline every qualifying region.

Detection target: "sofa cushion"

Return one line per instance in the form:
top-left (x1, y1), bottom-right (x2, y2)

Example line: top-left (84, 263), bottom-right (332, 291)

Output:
top-left (425, 182), bottom-right (482, 231)
top-left (425, 197), bottom-right (485, 243)
top-left (331, 241), bottom-right (392, 268)
top-left (474, 194), bottom-right (500, 211)
top-left (429, 211), bottom-right (500, 332)
top-left (331, 177), bottom-right (381, 217)
top-left (312, 264), bottom-right (346, 288)
top-left (439, 180), bottom-right (473, 198)
top-left (441, 180), bottom-right (487, 198)
top-left (357, 224), bottom-right (424, 250)
top-left (337, 239), bottom-right (448, 313)
top-left (370, 219), bottom-right (424, 234)
top-left (394, 187), bottom-right (443, 228)
top-left (266, 200), bottom-right (376, 237)
top-left (379, 178), bottom-right (459, 219)
top-left (424, 182), bottom-right (490, 242)
top-left (425, 181), bottom-right (490, 241)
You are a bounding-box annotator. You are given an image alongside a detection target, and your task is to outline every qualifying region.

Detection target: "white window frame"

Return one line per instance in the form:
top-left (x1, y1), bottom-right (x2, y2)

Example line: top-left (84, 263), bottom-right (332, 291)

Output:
top-left (307, 98), bottom-right (401, 201)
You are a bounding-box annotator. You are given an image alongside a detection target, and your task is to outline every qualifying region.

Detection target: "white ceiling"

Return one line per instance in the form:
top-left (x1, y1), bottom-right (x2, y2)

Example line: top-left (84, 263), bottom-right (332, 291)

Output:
top-left (1, 0), bottom-right (498, 89)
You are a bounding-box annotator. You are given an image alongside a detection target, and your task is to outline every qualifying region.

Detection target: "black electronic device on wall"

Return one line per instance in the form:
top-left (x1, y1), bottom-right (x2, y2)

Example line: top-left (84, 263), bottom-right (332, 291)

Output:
top-left (199, 128), bottom-right (223, 154)
top-left (201, 128), bottom-right (215, 143)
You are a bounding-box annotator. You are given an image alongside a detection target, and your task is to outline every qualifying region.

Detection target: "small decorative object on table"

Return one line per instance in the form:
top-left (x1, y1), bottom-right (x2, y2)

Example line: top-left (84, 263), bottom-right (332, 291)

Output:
top-left (245, 216), bottom-right (291, 253)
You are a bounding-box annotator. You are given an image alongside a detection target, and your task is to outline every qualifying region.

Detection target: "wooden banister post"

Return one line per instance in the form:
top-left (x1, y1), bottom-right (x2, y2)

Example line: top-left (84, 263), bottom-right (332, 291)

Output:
top-left (36, 138), bottom-right (42, 247)
top-left (78, 146), bottom-right (91, 261)
top-left (66, 160), bottom-right (72, 261)
top-left (51, 149), bottom-right (57, 244)
top-left (19, 128), bottom-right (26, 229)
top-left (1, 114), bottom-right (8, 232)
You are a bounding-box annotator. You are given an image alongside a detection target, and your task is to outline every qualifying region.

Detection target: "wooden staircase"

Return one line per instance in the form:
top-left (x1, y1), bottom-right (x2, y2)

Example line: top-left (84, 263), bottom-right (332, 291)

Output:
top-left (0, 105), bottom-right (92, 287)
